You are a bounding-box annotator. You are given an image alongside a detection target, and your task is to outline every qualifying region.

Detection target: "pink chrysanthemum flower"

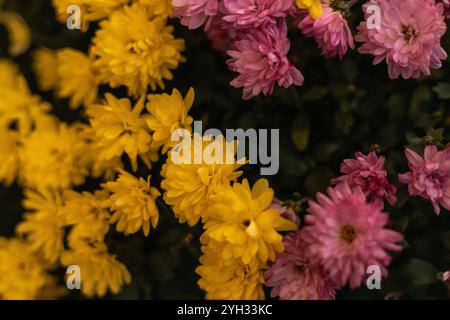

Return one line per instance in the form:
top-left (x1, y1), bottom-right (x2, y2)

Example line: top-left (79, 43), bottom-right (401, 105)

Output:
top-left (355, 0), bottom-right (447, 79)
top-left (298, 2), bottom-right (354, 59)
top-left (206, 16), bottom-right (237, 51)
top-left (227, 21), bottom-right (304, 100)
top-left (436, 0), bottom-right (450, 18)
top-left (270, 198), bottom-right (301, 227)
top-left (222, 0), bottom-right (293, 29)
top-left (265, 230), bottom-right (337, 300)
top-left (399, 145), bottom-right (450, 215)
top-left (302, 183), bottom-right (404, 289)
top-left (172, 0), bottom-right (220, 29)
top-left (331, 151), bottom-right (397, 208)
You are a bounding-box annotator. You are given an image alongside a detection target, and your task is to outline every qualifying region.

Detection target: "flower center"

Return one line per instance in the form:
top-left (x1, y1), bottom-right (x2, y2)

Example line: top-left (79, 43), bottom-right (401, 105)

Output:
top-left (401, 24), bottom-right (417, 42)
top-left (340, 224), bottom-right (357, 244)
top-left (296, 264), bottom-right (307, 276)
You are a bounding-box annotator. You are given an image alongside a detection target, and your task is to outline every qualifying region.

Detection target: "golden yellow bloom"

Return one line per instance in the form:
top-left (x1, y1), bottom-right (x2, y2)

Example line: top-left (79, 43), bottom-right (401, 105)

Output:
top-left (0, 237), bottom-right (63, 300)
top-left (201, 179), bottom-right (297, 265)
top-left (0, 11), bottom-right (31, 56)
top-left (19, 123), bottom-right (89, 190)
top-left (196, 246), bottom-right (265, 300)
top-left (92, 3), bottom-right (185, 97)
top-left (76, 123), bottom-right (124, 180)
top-left (32, 47), bottom-right (59, 91)
top-left (161, 134), bottom-right (243, 226)
top-left (139, 0), bottom-right (173, 17)
top-left (61, 243), bottom-right (131, 297)
top-left (52, 0), bottom-right (129, 31)
top-left (16, 189), bottom-right (65, 264)
top-left (61, 189), bottom-right (111, 249)
top-left (0, 127), bottom-right (20, 185)
top-left (0, 59), bottom-right (54, 136)
top-left (296, 0), bottom-right (323, 19)
top-left (103, 170), bottom-right (160, 236)
top-left (88, 93), bottom-right (157, 171)
top-left (56, 48), bottom-right (99, 109)
top-left (146, 87), bottom-right (194, 153)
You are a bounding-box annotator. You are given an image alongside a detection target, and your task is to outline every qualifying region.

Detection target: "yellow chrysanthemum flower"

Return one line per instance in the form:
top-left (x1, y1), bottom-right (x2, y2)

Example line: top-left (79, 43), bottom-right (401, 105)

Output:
top-left (0, 237), bottom-right (63, 300)
top-left (56, 48), bottom-right (99, 109)
top-left (87, 93), bottom-right (157, 171)
top-left (19, 123), bottom-right (89, 190)
top-left (32, 47), bottom-right (59, 91)
top-left (52, 0), bottom-right (129, 31)
top-left (161, 134), bottom-right (243, 226)
top-left (60, 243), bottom-right (131, 297)
top-left (139, 0), bottom-right (173, 17)
top-left (296, 0), bottom-right (323, 19)
top-left (0, 127), bottom-right (20, 186)
top-left (16, 189), bottom-right (65, 264)
top-left (0, 11), bottom-right (31, 56)
top-left (146, 87), bottom-right (194, 153)
top-left (103, 170), bottom-right (160, 236)
top-left (92, 3), bottom-right (185, 97)
top-left (196, 246), bottom-right (265, 300)
top-left (0, 59), bottom-right (54, 136)
top-left (75, 123), bottom-right (125, 181)
top-left (201, 179), bottom-right (297, 265)
top-left (61, 189), bottom-right (111, 249)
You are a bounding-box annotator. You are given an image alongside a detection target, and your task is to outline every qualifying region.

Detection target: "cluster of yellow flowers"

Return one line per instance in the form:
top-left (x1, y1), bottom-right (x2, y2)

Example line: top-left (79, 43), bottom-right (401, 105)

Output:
top-left (0, 0), bottom-right (295, 300)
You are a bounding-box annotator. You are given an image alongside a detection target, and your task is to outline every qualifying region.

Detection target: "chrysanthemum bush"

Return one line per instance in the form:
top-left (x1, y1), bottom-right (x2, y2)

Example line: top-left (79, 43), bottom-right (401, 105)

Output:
top-left (0, 0), bottom-right (450, 300)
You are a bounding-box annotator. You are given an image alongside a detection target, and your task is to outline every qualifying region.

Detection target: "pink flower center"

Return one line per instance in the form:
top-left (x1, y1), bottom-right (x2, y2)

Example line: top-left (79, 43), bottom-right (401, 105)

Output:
top-left (340, 224), bottom-right (357, 244)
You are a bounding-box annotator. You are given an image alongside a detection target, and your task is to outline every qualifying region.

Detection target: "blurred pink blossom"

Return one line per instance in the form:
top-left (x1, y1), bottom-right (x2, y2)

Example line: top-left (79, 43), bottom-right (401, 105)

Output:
top-left (172, 0), bottom-right (220, 29)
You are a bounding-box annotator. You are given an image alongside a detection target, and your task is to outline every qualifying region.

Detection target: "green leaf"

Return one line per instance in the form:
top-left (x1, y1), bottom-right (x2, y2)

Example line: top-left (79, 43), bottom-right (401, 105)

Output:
top-left (433, 83), bottom-right (450, 99)
top-left (300, 86), bottom-right (328, 102)
top-left (291, 115), bottom-right (310, 151)
top-left (398, 259), bottom-right (439, 287)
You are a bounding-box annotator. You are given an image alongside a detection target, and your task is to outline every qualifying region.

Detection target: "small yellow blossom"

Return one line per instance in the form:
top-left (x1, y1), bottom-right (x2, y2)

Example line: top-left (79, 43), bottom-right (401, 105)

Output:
top-left (161, 134), bottom-right (243, 226)
top-left (0, 237), bottom-right (63, 300)
top-left (61, 189), bottom-right (111, 249)
top-left (0, 11), bottom-right (31, 56)
top-left (56, 48), bottom-right (99, 109)
top-left (32, 47), bottom-right (59, 91)
top-left (16, 189), bottom-right (65, 264)
top-left (87, 93), bottom-right (157, 171)
top-left (92, 3), bottom-right (185, 97)
top-left (61, 243), bottom-right (131, 297)
top-left (19, 123), bottom-right (90, 190)
top-left (103, 170), bottom-right (160, 236)
top-left (196, 246), bottom-right (265, 300)
top-left (201, 179), bottom-right (297, 265)
top-left (146, 87), bottom-right (194, 153)
top-left (296, 0), bottom-right (324, 19)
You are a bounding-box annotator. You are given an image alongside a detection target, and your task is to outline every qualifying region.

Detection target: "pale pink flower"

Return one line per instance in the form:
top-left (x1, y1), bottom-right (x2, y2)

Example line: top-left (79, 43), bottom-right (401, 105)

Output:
top-left (206, 16), bottom-right (237, 51)
top-left (222, 0), bottom-right (293, 29)
top-left (298, 2), bottom-right (354, 59)
top-left (332, 151), bottom-right (397, 208)
top-left (227, 21), bottom-right (304, 100)
top-left (355, 0), bottom-right (447, 79)
top-left (172, 0), bottom-right (220, 29)
top-left (270, 198), bottom-right (300, 227)
top-left (399, 145), bottom-right (450, 215)
top-left (302, 183), bottom-right (404, 289)
top-left (265, 231), bottom-right (337, 300)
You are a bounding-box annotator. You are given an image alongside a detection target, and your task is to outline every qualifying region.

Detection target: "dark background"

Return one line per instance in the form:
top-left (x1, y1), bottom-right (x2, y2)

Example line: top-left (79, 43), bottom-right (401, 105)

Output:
top-left (1, 0), bottom-right (450, 299)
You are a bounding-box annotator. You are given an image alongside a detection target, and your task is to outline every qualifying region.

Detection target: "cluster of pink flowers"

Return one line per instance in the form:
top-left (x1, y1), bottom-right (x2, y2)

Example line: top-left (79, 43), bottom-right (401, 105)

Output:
top-left (174, 0), bottom-right (448, 100)
top-left (267, 145), bottom-right (450, 299)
